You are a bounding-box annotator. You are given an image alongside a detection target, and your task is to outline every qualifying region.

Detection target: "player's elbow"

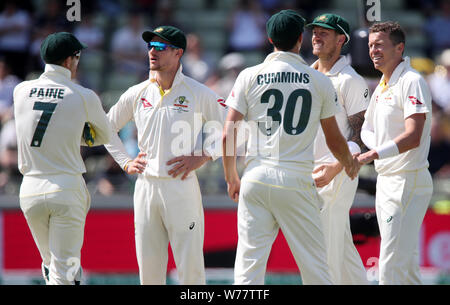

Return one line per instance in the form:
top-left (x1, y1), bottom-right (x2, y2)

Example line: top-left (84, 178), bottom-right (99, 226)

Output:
top-left (409, 134), bottom-right (421, 150)
top-left (222, 128), bottom-right (236, 157)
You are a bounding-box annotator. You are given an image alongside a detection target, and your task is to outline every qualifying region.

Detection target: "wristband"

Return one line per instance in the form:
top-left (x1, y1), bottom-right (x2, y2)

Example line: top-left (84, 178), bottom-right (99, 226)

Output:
top-left (375, 140), bottom-right (399, 159)
top-left (123, 160), bottom-right (131, 172)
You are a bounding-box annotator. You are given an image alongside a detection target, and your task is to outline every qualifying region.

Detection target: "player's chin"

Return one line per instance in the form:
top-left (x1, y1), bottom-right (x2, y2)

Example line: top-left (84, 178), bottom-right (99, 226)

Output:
top-left (312, 47), bottom-right (322, 56)
top-left (149, 60), bottom-right (159, 69)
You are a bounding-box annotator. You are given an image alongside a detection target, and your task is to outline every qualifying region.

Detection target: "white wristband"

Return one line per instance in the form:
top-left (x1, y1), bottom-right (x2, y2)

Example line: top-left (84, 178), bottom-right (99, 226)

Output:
top-left (375, 140), bottom-right (399, 159)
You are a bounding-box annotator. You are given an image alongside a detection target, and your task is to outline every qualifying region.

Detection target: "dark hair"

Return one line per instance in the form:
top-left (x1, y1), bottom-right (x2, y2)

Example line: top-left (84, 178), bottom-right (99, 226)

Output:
top-left (369, 21), bottom-right (405, 46)
top-left (271, 34), bottom-right (301, 51)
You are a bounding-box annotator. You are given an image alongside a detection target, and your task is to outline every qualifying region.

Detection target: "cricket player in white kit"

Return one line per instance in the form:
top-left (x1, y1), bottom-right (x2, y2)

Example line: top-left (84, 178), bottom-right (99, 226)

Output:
top-left (358, 22), bottom-right (433, 284)
top-left (222, 10), bottom-right (361, 285)
top-left (14, 32), bottom-right (112, 284)
top-left (308, 14), bottom-right (369, 285)
top-left (104, 26), bottom-right (226, 285)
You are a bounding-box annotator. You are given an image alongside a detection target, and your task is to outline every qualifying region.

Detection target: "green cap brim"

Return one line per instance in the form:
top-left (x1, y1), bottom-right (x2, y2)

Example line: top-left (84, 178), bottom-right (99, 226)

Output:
top-left (306, 22), bottom-right (337, 31)
top-left (306, 22), bottom-right (350, 43)
top-left (142, 31), bottom-right (163, 43)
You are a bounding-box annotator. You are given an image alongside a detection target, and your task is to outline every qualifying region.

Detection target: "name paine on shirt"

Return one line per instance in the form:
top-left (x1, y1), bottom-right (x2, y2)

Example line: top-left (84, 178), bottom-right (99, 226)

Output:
top-left (29, 87), bottom-right (66, 99)
top-left (257, 72), bottom-right (310, 85)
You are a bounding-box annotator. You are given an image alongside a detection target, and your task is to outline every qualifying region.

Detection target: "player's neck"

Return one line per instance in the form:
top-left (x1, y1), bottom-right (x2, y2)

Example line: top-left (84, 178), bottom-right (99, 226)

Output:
top-left (381, 58), bottom-right (403, 84)
top-left (153, 64), bottom-right (179, 91)
top-left (317, 52), bottom-right (340, 74)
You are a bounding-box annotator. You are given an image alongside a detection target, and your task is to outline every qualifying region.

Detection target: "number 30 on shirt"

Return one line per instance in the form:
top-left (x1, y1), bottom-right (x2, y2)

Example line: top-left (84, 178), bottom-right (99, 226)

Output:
top-left (258, 88), bottom-right (311, 136)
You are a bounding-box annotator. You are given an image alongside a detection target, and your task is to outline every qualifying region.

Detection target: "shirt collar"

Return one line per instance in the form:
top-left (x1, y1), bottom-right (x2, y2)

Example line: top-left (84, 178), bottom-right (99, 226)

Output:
top-left (264, 51), bottom-right (307, 66)
top-left (42, 64), bottom-right (72, 80)
top-left (311, 55), bottom-right (349, 76)
top-left (380, 56), bottom-right (410, 87)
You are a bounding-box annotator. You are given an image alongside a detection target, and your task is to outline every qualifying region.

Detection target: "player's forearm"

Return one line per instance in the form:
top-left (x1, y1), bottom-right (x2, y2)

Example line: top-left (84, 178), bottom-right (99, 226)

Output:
top-left (222, 124), bottom-right (239, 182)
top-left (104, 132), bottom-right (133, 169)
top-left (327, 137), bottom-right (354, 169)
top-left (371, 113), bottom-right (425, 160)
top-left (392, 129), bottom-right (422, 154)
top-left (222, 141), bottom-right (238, 182)
top-left (223, 155), bottom-right (239, 183)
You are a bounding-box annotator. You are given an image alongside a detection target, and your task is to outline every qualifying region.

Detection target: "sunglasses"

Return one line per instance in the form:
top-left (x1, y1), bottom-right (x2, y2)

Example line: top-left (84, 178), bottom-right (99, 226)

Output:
top-left (147, 41), bottom-right (179, 51)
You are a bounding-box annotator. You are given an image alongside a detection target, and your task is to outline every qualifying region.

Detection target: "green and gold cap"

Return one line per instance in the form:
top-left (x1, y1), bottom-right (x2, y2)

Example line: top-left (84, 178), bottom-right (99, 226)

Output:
top-left (307, 13), bottom-right (350, 43)
top-left (40, 32), bottom-right (87, 64)
top-left (266, 9), bottom-right (306, 44)
top-left (142, 25), bottom-right (187, 51)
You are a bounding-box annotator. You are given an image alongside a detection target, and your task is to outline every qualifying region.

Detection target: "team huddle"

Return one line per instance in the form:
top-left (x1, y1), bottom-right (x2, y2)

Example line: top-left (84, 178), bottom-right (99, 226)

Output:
top-left (13, 9), bottom-right (432, 285)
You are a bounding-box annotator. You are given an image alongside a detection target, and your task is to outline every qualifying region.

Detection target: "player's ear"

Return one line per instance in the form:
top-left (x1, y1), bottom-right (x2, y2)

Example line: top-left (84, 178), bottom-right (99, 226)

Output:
top-left (177, 48), bottom-right (184, 58)
top-left (60, 56), bottom-right (71, 70)
top-left (396, 42), bottom-right (405, 56)
top-left (338, 34), bottom-right (346, 47)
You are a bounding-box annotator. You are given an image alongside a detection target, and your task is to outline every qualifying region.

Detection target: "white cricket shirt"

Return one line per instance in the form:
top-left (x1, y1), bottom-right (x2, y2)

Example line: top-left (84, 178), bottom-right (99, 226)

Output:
top-left (105, 65), bottom-right (227, 178)
top-left (311, 56), bottom-right (370, 164)
top-left (225, 51), bottom-right (340, 173)
top-left (14, 64), bottom-right (112, 194)
top-left (365, 57), bottom-right (432, 175)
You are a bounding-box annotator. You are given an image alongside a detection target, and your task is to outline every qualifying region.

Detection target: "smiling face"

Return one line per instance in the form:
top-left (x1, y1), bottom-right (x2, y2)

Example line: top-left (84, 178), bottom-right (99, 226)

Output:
top-left (312, 26), bottom-right (345, 58)
top-left (148, 36), bottom-right (183, 72)
top-left (368, 31), bottom-right (404, 75)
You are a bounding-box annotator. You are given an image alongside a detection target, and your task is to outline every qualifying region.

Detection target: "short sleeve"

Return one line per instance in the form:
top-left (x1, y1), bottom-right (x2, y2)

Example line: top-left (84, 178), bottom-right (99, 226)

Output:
top-left (83, 89), bottom-right (113, 146)
top-left (225, 70), bottom-right (248, 116)
top-left (319, 76), bottom-right (340, 119)
top-left (341, 76), bottom-right (370, 116)
top-left (198, 85), bottom-right (228, 161)
top-left (107, 88), bottom-right (136, 132)
top-left (403, 76), bottom-right (431, 119)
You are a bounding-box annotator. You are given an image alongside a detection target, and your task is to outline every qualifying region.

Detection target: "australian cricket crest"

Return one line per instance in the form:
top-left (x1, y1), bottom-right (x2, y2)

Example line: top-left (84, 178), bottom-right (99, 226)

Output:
top-left (172, 95), bottom-right (190, 112)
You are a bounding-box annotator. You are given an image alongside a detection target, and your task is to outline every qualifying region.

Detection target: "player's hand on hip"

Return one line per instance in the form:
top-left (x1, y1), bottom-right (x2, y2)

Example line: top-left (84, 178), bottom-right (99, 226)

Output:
top-left (312, 161), bottom-right (343, 188)
top-left (226, 178), bottom-right (240, 203)
top-left (167, 155), bottom-right (211, 180)
top-left (125, 152), bottom-right (147, 174)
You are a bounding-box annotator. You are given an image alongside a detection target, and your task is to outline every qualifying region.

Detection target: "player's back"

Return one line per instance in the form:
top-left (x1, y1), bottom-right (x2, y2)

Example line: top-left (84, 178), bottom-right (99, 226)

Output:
top-left (14, 68), bottom-right (91, 177)
top-left (232, 51), bottom-right (338, 173)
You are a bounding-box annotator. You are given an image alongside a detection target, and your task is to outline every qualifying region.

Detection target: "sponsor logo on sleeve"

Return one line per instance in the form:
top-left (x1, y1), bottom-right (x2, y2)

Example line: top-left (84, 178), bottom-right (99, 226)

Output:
top-left (408, 96), bottom-right (422, 105)
top-left (217, 98), bottom-right (227, 108)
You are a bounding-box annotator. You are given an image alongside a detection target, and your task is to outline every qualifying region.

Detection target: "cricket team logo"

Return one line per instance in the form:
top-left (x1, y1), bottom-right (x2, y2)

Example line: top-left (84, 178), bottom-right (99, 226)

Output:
top-left (172, 96), bottom-right (190, 112)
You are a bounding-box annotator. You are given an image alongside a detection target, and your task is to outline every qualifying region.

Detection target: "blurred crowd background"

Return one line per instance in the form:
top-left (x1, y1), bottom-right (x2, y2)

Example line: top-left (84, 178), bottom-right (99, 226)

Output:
top-left (0, 0), bottom-right (449, 204)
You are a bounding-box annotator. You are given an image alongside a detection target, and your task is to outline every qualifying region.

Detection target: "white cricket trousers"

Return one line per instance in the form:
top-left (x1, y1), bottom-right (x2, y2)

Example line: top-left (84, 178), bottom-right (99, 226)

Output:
top-left (133, 174), bottom-right (206, 285)
top-left (234, 165), bottom-right (332, 285)
top-left (376, 168), bottom-right (433, 285)
top-left (19, 174), bottom-right (89, 285)
top-left (317, 171), bottom-right (369, 285)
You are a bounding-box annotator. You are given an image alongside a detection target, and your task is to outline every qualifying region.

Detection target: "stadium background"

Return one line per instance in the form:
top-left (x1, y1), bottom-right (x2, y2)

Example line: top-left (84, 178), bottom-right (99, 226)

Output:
top-left (0, 0), bottom-right (449, 284)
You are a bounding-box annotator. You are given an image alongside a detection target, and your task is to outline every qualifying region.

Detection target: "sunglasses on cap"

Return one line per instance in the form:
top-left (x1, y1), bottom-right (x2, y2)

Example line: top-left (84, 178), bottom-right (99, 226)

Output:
top-left (147, 41), bottom-right (179, 51)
